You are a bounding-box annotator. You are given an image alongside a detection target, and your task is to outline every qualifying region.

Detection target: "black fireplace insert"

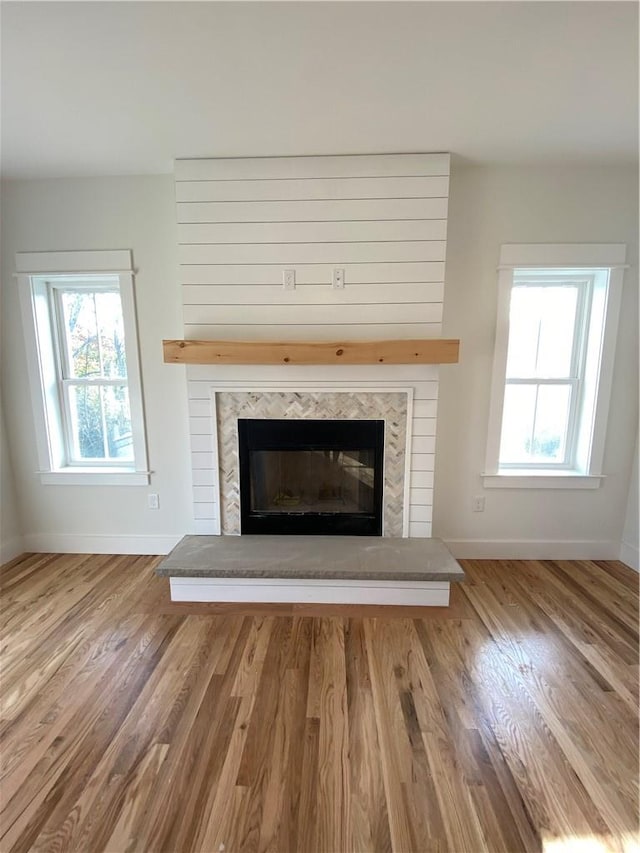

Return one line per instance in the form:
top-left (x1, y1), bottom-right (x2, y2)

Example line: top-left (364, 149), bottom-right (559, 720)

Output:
top-left (238, 418), bottom-right (384, 535)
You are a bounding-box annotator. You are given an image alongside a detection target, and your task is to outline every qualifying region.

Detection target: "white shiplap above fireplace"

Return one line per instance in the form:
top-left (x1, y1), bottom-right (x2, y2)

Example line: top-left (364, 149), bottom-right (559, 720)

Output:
top-left (175, 153), bottom-right (450, 537)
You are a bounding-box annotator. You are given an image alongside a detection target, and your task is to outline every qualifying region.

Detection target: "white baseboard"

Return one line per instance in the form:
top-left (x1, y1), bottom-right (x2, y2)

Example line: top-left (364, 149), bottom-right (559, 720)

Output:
top-left (22, 533), bottom-right (183, 555)
top-left (619, 540), bottom-right (640, 572)
top-left (0, 536), bottom-right (26, 566)
top-left (169, 577), bottom-right (450, 606)
top-left (444, 539), bottom-right (620, 560)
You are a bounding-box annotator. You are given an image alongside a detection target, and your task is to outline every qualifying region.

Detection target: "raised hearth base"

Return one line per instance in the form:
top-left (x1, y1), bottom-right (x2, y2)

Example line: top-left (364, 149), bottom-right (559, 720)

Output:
top-left (157, 535), bottom-right (465, 606)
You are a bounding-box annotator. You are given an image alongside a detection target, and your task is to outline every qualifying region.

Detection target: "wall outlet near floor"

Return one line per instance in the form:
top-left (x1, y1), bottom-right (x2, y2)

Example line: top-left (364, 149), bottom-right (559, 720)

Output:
top-left (147, 493), bottom-right (160, 510)
top-left (332, 268), bottom-right (345, 289)
top-left (283, 269), bottom-right (296, 290)
top-left (472, 496), bottom-right (485, 512)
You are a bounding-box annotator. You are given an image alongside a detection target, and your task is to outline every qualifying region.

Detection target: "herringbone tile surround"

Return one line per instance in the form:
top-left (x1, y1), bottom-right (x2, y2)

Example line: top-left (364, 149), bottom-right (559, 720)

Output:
top-left (216, 391), bottom-right (408, 535)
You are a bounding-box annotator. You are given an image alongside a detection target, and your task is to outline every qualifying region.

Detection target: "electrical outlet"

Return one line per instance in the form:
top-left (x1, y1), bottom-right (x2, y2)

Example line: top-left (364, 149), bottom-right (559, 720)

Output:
top-left (332, 268), bottom-right (345, 289)
top-left (472, 496), bottom-right (485, 512)
top-left (147, 493), bottom-right (159, 510)
top-left (283, 269), bottom-right (296, 290)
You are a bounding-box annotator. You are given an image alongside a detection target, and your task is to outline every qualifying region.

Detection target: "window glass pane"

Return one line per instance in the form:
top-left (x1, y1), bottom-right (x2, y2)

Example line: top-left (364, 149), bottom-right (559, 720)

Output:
top-left (67, 384), bottom-right (132, 461)
top-left (499, 383), bottom-right (572, 465)
top-left (103, 386), bottom-right (133, 460)
top-left (60, 289), bottom-right (126, 379)
top-left (96, 292), bottom-right (127, 378)
top-left (536, 287), bottom-right (578, 377)
top-left (506, 287), bottom-right (541, 377)
top-left (530, 384), bottom-right (571, 463)
top-left (499, 384), bottom-right (537, 463)
top-left (61, 291), bottom-right (100, 378)
top-left (506, 284), bottom-right (579, 379)
top-left (68, 384), bottom-right (105, 459)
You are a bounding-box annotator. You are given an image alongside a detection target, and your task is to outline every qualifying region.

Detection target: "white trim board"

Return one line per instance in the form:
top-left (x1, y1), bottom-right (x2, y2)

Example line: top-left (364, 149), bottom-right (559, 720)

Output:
top-left (169, 576), bottom-right (450, 606)
top-left (498, 243), bottom-right (627, 267)
top-left (15, 249), bottom-right (133, 274)
top-left (22, 533), bottom-right (183, 555)
top-left (445, 539), bottom-right (621, 560)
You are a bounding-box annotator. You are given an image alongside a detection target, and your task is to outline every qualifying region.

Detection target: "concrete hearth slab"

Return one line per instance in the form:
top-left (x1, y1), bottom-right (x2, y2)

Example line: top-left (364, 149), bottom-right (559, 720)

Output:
top-left (156, 535), bottom-right (465, 583)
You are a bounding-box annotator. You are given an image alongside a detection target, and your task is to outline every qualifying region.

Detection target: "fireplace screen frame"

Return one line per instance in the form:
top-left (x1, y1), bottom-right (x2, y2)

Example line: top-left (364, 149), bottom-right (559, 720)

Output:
top-left (238, 418), bottom-right (384, 535)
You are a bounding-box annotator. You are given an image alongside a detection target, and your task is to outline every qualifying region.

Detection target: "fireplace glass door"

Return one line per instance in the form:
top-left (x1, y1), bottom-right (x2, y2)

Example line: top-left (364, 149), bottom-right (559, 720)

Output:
top-left (238, 419), bottom-right (384, 535)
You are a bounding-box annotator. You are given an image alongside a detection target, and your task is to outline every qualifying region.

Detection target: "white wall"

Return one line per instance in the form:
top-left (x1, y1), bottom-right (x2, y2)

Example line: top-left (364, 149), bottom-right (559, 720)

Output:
top-left (0, 176), bottom-right (193, 553)
top-left (621, 432), bottom-right (639, 570)
top-left (434, 164), bottom-right (639, 558)
top-left (0, 395), bottom-right (24, 563)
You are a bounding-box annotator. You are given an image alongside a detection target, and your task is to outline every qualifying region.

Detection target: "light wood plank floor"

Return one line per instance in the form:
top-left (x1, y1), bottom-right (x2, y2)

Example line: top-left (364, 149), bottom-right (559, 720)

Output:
top-left (1, 553), bottom-right (638, 853)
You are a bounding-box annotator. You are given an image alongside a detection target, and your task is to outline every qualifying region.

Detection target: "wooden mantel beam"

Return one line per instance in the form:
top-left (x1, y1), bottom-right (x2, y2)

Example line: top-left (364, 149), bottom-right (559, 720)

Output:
top-left (163, 338), bottom-right (460, 366)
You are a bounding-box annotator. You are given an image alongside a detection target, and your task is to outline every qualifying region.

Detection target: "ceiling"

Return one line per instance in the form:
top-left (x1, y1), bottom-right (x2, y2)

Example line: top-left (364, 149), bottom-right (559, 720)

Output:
top-left (1, 1), bottom-right (637, 179)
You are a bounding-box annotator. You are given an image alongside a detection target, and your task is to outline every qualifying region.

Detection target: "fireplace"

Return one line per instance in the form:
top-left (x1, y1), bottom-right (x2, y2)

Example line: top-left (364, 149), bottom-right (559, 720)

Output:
top-left (238, 418), bottom-right (384, 535)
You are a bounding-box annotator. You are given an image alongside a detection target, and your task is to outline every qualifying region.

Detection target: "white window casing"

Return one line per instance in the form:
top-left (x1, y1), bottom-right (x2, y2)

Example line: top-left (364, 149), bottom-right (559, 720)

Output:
top-left (483, 244), bottom-right (626, 489)
top-left (17, 250), bottom-right (150, 485)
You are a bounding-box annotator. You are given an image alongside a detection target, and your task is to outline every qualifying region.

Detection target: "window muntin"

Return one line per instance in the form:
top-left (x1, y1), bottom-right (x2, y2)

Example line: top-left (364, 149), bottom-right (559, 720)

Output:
top-left (498, 270), bottom-right (593, 469)
top-left (46, 277), bottom-right (134, 465)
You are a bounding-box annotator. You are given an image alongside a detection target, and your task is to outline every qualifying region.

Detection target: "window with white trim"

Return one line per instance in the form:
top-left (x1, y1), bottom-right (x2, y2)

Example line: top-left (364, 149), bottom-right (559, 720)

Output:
top-left (484, 244), bottom-right (625, 489)
top-left (17, 250), bottom-right (149, 485)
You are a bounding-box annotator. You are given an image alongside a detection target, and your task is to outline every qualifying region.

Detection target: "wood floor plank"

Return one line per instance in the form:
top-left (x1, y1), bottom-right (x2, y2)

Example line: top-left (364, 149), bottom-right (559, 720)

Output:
top-left (508, 560), bottom-right (640, 713)
top-left (414, 618), bottom-right (540, 853)
top-left (363, 618), bottom-right (421, 852)
top-left (344, 618), bottom-right (392, 853)
top-left (0, 553), bottom-right (637, 852)
top-left (127, 616), bottom-right (244, 851)
top-left (459, 589), bottom-right (619, 840)
top-left (314, 617), bottom-right (351, 853)
top-left (463, 582), bottom-right (638, 834)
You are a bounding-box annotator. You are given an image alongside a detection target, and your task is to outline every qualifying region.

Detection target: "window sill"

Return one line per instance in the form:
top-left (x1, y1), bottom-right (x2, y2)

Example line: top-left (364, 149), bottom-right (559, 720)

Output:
top-left (482, 471), bottom-right (604, 490)
top-left (39, 468), bottom-right (151, 486)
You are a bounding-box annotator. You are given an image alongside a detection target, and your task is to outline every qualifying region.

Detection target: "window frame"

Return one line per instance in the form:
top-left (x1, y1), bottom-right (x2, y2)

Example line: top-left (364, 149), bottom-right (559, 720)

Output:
top-left (499, 271), bottom-right (591, 471)
top-left (17, 250), bottom-right (150, 485)
top-left (483, 244), bottom-right (626, 490)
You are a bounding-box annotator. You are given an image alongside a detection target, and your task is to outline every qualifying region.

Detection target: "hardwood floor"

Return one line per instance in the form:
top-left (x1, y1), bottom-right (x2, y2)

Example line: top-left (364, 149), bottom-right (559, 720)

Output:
top-left (1, 553), bottom-right (638, 852)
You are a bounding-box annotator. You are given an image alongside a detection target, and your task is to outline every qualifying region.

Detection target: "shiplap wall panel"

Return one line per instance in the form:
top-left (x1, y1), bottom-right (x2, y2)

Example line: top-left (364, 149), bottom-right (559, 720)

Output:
top-left (176, 175), bottom-right (449, 202)
top-left (179, 241), bottom-right (446, 265)
top-left (175, 153), bottom-right (450, 181)
top-left (410, 488), bottom-right (433, 506)
top-left (177, 219), bottom-right (447, 244)
top-left (185, 365), bottom-right (439, 382)
top-left (181, 262), bottom-right (445, 285)
top-left (176, 153), bottom-right (450, 538)
top-left (189, 417), bottom-right (211, 434)
top-left (182, 283), bottom-right (444, 306)
top-left (183, 323), bottom-right (442, 341)
top-left (177, 198), bottom-right (448, 223)
top-left (183, 303), bottom-right (443, 327)
top-left (412, 471), bottom-right (435, 490)
top-left (412, 419), bottom-right (437, 436)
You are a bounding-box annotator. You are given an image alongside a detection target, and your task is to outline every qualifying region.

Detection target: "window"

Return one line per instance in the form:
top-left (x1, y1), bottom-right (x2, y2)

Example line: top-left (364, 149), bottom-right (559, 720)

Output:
top-left (17, 250), bottom-right (149, 485)
top-left (484, 244), bottom-right (626, 489)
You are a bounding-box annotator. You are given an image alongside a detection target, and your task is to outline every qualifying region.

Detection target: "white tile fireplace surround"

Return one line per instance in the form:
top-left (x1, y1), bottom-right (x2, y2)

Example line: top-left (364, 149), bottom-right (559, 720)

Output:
top-left (186, 367), bottom-right (438, 538)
